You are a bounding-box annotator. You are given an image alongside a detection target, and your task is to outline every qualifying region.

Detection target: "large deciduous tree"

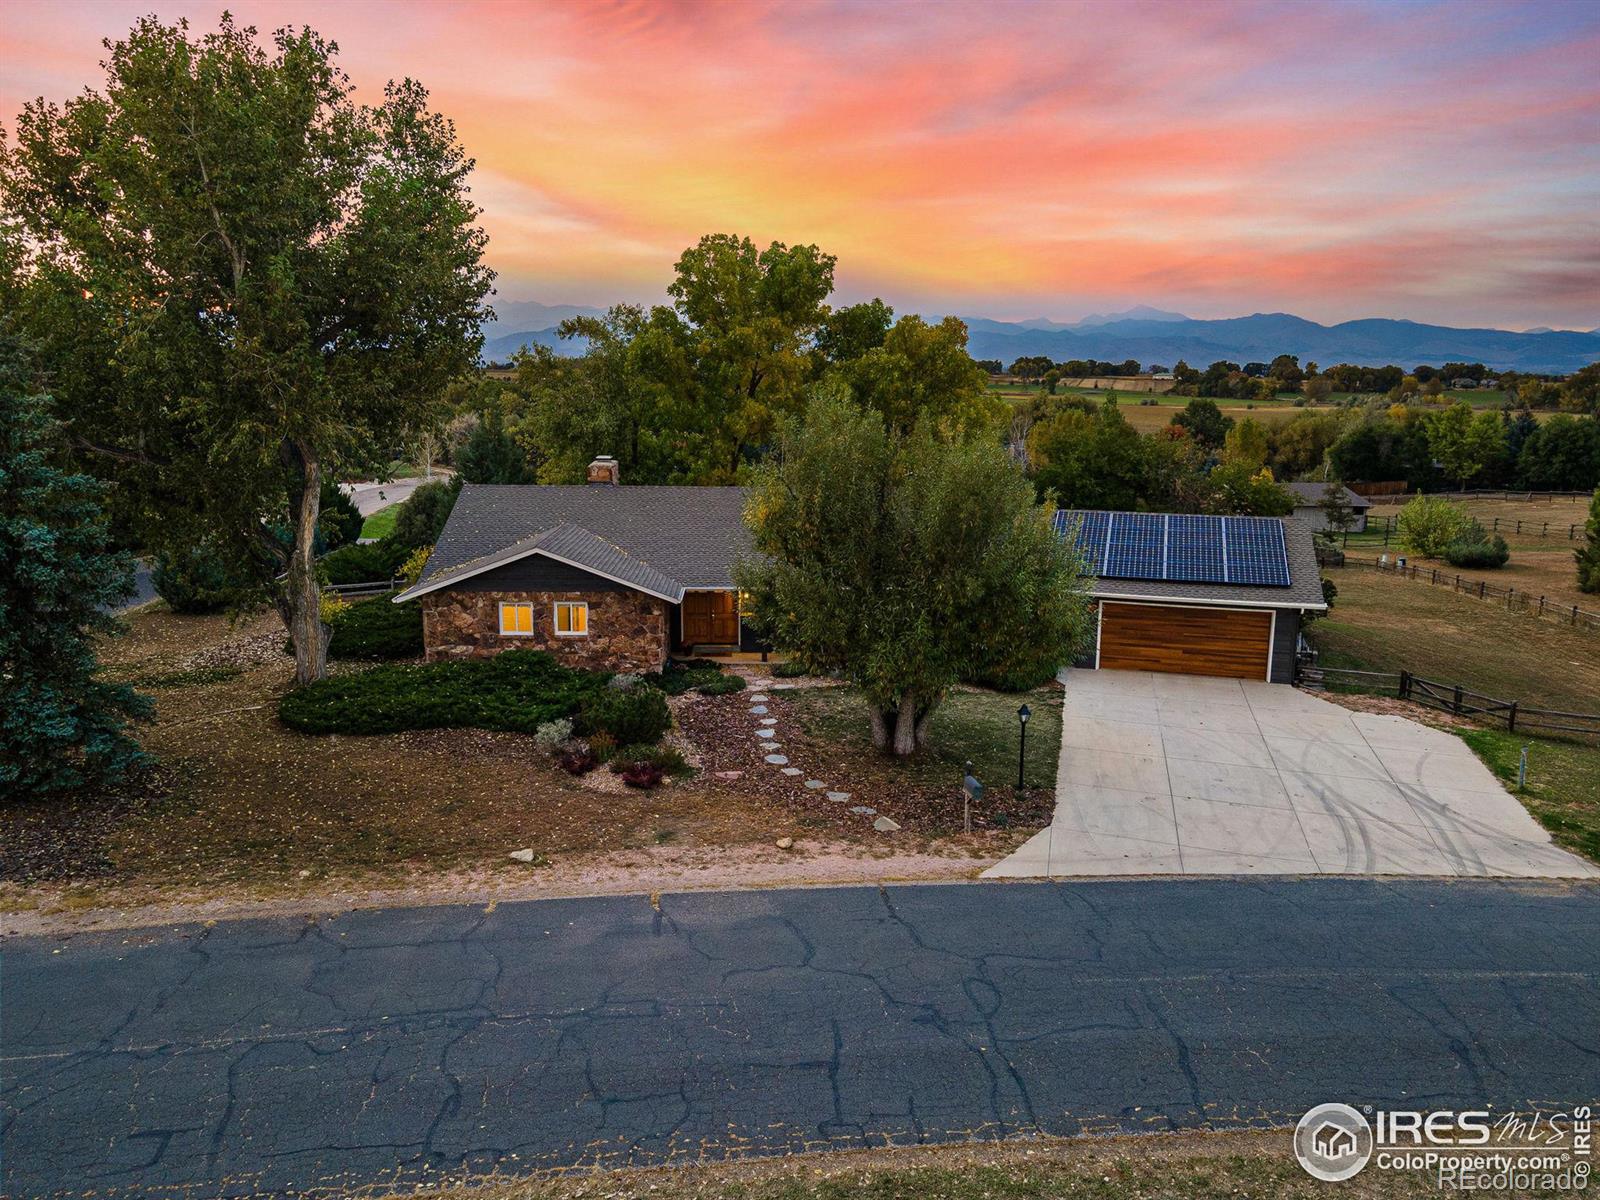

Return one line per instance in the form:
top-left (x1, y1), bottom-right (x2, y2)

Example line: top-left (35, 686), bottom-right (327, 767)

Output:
top-left (737, 389), bottom-right (1094, 757)
top-left (1, 336), bottom-right (150, 798)
top-left (2, 15), bottom-right (492, 684)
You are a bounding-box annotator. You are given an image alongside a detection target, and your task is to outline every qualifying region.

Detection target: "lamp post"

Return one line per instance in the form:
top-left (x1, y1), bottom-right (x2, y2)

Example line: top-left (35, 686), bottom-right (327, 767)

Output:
top-left (1016, 704), bottom-right (1031, 790)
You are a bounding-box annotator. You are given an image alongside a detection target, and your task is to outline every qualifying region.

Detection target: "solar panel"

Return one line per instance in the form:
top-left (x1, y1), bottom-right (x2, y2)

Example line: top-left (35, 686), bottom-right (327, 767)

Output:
top-left (1055, 509), bottom-right (1290, 588)
top-left (1057, 509), bottom-right (1110, 563)
top-left (1224, 516), bottom-right (1291, 586)
top-left (1105, 512), bottom-right (1165, 579)
top-left (1167, 514), bottom-right (1226, 584)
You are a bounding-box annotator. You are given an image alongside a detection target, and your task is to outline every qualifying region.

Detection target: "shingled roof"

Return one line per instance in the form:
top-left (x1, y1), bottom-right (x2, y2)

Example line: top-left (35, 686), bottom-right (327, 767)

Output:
top-left (1283, 481), bottom-right (1371, 509)
top-left (393, 484), bottom-right (752, 605)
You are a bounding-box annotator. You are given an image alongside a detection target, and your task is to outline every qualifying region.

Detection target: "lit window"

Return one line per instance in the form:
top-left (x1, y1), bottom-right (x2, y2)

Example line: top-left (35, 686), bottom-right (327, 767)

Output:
top-left (499, 602), bottom-right (534, 636)
top-left (554, 601), bottom-right (588, 637)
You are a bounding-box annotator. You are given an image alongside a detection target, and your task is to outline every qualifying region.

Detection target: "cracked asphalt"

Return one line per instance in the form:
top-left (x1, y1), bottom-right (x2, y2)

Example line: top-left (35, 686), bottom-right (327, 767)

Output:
top-left (5, 879), bottom-right (1600, 1198)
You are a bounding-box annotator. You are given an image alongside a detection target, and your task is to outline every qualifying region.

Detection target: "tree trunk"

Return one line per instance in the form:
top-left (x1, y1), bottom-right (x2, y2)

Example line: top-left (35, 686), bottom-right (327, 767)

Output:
top-left (868, 707), bottom-right (891, 752)
top-left (278, 439), bottom-right (329, 686)
top-left (891, 699), bottom-right (919, 757)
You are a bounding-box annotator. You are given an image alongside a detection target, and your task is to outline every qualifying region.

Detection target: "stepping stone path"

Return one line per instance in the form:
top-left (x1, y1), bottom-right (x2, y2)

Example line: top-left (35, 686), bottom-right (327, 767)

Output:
top-left (741, 685), bottom-right (898, 834)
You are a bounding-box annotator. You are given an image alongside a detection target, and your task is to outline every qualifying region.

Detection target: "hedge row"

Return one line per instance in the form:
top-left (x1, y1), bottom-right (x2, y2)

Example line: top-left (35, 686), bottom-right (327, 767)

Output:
top-left (279, 649), bottom-right (673, 745)
top-left (279, 650), bottom-right (608, 736)
top-left (327, 596), bottom-right (424, 660)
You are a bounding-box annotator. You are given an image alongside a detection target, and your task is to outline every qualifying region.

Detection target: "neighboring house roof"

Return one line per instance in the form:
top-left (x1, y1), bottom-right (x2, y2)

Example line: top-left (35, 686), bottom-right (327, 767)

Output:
top-left (394, 484), bottom-right (751, 605)
top-left (1066, 513), bottom-right (1328, 610)
top-left (1283, 481), bottom-right (1372, 509)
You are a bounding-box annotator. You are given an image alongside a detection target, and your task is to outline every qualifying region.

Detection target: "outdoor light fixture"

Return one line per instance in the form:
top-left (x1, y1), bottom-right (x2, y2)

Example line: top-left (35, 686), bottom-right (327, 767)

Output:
top-left (1016, 704), bottom-right (1031, 790)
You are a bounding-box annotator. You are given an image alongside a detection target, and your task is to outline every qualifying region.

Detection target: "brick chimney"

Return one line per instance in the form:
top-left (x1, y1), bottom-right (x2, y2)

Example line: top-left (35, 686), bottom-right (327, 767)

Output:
top-left (586, 455), bottom-right (620, 485)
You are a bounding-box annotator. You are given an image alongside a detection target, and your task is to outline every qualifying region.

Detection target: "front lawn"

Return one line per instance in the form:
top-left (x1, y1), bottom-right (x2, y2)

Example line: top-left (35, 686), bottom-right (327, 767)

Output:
top-left (0, 609), bottom-right (787, 894)
top-left (680, 680), bottom-right (1064, 835)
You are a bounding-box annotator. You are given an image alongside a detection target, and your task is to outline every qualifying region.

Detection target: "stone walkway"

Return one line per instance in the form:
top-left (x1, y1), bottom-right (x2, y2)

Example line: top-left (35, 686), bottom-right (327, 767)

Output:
top-left (744, 679), bottom-right (900, 832)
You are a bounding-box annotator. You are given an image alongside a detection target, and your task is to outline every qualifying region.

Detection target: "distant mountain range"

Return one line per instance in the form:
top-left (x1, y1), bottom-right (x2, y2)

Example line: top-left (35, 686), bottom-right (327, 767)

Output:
top-left (480, 302), bottom-right (1600, 373)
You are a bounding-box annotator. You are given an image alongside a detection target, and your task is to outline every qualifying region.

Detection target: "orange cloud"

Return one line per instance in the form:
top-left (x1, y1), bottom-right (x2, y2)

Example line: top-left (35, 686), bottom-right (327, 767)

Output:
top-left (5, 0), bottom-right (1597, 327)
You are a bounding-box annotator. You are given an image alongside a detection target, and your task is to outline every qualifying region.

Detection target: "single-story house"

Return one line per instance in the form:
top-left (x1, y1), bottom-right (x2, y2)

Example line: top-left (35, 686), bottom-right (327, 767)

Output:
top-left (1283, 481), bottom-right (1371, 533)
top-left (394, 458), bottom-right (1325, 684)
top-left (1057, 510), bottom-right (1327, 683)
top-left (392, 457), bottom-right (759, 672)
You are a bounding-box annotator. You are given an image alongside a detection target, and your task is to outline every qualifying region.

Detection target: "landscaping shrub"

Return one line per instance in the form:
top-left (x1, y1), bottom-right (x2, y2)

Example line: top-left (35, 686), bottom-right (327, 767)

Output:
top-left (586, 730), bottom-right (618, 763)
top-left (650, 660), bottom-right (723, 696)
top-left (576, 686), bottom-right (671, 745)
top-left (399, 545), bottom-right (432, 586)
top-left (391, 477), bottom-right (462, 549)
top-left (326, 596), bottom-right (424, 660)
top-left (964, 656), bottom-right (1060, 692)
top-left (319, 479), bottom-right (364, 549)
top-left (1445, 533), bottom-right (1511, 569)
top-left (533, 718), bottom-right (573, 751)
top-left (152, 545), bottom-right (255, 613)
top-left (618, 760), bottom-right (665, 789)
top-left (772, 660), bottom-right (809, 678)
top-left (694, 674), bottom-right (746, 696)
top-left (609, 743), bottom-right (688, 774)
top-left (555, 744), bottom-right (598, 775)
top-left (320, 538), bottom-right (411, 584)
top-left (1396, 494), bottom-right (1471, 559)
top-left (278, 650), bottom-right (606, 736)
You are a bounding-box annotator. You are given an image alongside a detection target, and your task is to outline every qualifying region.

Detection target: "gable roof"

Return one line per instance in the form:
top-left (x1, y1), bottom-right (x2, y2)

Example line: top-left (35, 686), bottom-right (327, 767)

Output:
top-left (394, 484), bottom-right (751, 604)
top-left (1283, 481), bottom-right (1372, 509)
top-left (1059, 511), bottom-right (1328, 610)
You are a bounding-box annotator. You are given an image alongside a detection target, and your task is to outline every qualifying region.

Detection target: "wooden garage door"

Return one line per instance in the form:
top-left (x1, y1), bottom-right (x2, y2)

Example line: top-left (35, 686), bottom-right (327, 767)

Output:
top-left (1098, 602), bottom-right (1272, 680)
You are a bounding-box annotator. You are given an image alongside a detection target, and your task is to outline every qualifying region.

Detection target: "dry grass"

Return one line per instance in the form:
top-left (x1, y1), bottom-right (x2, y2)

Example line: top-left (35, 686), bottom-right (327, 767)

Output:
top-left (360, 1128), bottom-right (1547, 1200)
top-left (1312, 567), bottom-right (1599, 713)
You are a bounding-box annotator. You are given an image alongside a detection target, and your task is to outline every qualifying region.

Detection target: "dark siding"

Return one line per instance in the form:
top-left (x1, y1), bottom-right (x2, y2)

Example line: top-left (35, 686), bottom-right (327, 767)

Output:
top-left (1269, 609), bottom-right (1301, 684)
top-left (449, 554), bottom-right (626, 593)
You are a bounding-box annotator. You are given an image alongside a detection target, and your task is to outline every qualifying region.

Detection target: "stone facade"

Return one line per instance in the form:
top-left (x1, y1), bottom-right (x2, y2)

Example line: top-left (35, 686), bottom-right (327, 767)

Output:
top-left (420, 588), bottom-right (670, 672)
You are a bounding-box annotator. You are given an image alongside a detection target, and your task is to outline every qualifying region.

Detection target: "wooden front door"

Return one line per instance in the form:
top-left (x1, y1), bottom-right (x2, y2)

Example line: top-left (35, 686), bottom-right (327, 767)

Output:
top-left (681, 591), bottom-right (739, 646)
top-left (1097, 601), bottom-right (1272, 680)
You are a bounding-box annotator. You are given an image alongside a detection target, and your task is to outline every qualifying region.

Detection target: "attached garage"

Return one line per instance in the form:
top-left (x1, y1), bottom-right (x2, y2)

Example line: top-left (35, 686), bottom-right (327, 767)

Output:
top-left (1056, 511), bottom-right (1329, 684)
top-left (1097, 602), bottom-right (1273, 680)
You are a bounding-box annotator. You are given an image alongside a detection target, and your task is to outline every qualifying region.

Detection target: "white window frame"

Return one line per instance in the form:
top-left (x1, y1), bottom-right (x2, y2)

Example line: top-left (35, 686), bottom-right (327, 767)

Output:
top-left (498, 602), bottom-right (535, 637)
top-left (553, 601), bottom-right (589, 638)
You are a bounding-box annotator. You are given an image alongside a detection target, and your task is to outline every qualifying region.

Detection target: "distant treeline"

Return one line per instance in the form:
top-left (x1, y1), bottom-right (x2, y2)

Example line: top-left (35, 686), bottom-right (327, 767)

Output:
top-left (1002, 353), bottom-right (1595, 414)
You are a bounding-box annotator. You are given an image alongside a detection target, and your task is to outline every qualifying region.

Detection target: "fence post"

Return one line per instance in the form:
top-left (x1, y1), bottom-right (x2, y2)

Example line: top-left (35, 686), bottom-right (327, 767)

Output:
top-left (1575, 606), bottom-right (1581, 626)
top-left (1507, 701), bottom-right (1517, 734)
top-left (1398, 670), bottom-right (1410, 701)
top-left (1539, 595), bottom-right (1546, 616)
top-left (1479, 580), bottom-right (1486, 599)
top-left (1452, 684), bottom-right (1463, 715)
top-left (1493, 517), bottom-right (1500, 532)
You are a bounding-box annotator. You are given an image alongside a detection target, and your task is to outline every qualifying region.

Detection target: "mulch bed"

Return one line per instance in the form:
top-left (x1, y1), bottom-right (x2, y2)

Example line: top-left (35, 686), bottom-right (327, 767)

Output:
top-left (674, 686), bottom-right (1055, 837)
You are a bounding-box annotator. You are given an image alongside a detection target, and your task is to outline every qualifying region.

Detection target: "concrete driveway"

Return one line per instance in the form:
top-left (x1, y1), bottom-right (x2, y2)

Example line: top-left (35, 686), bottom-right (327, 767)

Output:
top-left (986, 669), bottom-right (1598, 879)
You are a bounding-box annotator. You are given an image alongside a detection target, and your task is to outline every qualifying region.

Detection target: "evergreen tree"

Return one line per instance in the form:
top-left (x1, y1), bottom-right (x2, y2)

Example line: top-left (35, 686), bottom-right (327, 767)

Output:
top-left (1, 337), bottom-right (150, 798)
top-left (1577, 488), bottom-right (1600, 595)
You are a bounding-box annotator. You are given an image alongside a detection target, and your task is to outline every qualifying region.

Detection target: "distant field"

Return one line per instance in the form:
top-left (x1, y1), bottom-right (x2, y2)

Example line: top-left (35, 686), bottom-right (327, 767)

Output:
top-left (1309, 566), bottom-right (1598, 714)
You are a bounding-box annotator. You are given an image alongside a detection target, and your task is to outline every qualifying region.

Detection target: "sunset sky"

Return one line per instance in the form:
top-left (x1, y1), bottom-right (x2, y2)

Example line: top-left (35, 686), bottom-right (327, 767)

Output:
top-left (4, 0), bottom-right (1598, 329)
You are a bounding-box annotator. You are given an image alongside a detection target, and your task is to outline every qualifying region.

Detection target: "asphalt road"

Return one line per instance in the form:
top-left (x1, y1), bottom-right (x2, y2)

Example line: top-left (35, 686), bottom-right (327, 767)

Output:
top-left (5, 879), bottom-right (1600, 1198)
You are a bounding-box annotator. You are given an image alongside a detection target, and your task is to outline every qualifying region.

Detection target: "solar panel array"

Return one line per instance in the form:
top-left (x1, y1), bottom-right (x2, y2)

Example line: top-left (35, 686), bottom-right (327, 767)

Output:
top-left (1053, 510), bottom-right (1291, 587)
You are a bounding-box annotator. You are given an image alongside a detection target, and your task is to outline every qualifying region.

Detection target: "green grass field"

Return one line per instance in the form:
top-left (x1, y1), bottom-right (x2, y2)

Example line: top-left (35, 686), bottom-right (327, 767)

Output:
top-left (359, 504), bottom-right (399, 541)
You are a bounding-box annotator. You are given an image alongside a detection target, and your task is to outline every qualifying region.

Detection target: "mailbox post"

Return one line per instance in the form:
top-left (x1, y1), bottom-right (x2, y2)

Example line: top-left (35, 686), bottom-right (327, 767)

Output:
top-left (962, 761), bottom-right (983, 835)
